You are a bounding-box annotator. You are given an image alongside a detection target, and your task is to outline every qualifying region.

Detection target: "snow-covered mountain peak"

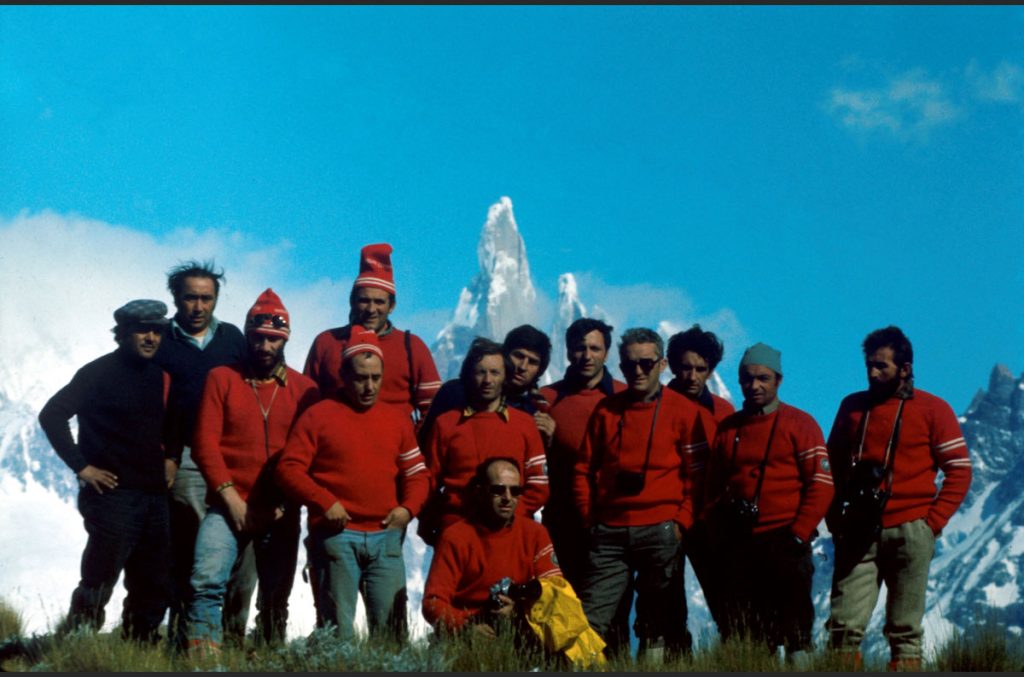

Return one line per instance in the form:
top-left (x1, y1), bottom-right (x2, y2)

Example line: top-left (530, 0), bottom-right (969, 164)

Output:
top-left (432, 197), bottom-right (540, 379)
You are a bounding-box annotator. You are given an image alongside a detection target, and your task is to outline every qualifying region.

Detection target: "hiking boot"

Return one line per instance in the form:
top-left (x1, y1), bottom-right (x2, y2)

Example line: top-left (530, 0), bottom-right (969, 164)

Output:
top-left (788, 649), bottom-right (814, 670)
top-left (888, 657), bottom-right (922, 671)
top-left (186, 638), bottom-right (222, 660)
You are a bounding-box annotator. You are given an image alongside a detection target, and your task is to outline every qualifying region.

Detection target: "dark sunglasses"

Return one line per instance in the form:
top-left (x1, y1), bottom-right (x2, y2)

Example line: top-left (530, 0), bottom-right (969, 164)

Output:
top-left (488, 484), bottom-right (524, 497)
top-left (621, 358), bottom-right (660, 373)
top-left (251, 313), bottom-right (289, 329)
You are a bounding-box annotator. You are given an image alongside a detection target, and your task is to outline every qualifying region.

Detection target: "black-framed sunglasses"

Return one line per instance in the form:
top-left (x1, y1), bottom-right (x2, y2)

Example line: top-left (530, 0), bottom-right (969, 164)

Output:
top-left (488, 484), bottom-right (524, 497)
top-left (251, 313), bottom-right (289, 329)
top-left (621, 358), bottom-right (660, 373)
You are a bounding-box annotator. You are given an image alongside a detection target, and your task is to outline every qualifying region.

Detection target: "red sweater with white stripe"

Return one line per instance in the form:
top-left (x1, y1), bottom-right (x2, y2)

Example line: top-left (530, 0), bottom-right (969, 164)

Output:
top-left (275, 398), bottom-right (430, 532)
top-left (427, 406), bottom-right (549, 522)
top-left (423, 516), bottom-right (561, 630)
top-left (705, 402), bottom-right (834, 542)
top-left (573, 387), bottom-right (705, 530)
top-left (192, 363), bottom-right (320, 506)
top-left (303, 324), bottom-right (442, 419)
top-left (540, 372), bottom-right (626, 517)
top-left (826, 387), bottom-right (971, 533)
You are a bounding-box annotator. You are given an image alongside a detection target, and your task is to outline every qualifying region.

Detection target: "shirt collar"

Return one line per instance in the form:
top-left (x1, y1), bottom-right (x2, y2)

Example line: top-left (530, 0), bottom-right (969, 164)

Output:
top-left (742, 397), bottom-right (780, 416)
top-left (244, 359), bottom-right (288, 386)
top-left (170, 316), bottom-right (220, 350)
top-left (462, 396), bottom-right (510, 421)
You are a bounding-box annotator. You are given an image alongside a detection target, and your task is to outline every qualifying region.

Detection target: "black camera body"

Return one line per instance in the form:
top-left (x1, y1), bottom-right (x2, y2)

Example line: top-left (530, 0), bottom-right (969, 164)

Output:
top-left (487, 576), bottom-right (542, 612)
top-left (836, 460), bottom-right (890, 538)
top-left (614, 470), bottom-right (646, 496)
top-left (724, 497), bottom-right (759, 535)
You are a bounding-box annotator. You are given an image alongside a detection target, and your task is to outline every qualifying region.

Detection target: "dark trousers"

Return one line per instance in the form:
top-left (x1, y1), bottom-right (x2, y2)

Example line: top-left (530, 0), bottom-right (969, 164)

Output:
top-left (578, 521), bottom-right (690, 656)
top-left (686, 520), bottom-right (728, 631)
top-left (717, 526), bottom-right (815, 652)
top-left (64, 486), bottom-right (170, 641)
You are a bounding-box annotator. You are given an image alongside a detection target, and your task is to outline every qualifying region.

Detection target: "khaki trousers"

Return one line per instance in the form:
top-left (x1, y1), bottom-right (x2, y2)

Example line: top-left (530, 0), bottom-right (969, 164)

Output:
top-left (826, 518), bottom-right (936, 661)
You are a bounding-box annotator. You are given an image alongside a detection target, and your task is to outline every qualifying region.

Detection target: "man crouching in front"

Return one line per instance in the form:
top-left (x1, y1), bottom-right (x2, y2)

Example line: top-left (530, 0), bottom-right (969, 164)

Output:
top-left (423, 457), bottom-right (561, 641)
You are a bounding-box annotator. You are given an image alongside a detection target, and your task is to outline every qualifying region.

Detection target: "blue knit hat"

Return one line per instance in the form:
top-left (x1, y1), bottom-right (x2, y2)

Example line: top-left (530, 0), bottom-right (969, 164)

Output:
top-left (739, 342), bottom-right (782, 377)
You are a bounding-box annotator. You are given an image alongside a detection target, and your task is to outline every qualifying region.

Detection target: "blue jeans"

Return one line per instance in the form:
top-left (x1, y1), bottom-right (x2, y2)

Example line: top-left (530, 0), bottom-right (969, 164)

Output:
top-left (65, 486), bottom-right (170, 641)
top-left (187, 505), bottom-right (300, 646)
top-left (306, 527), bottom-right (407, 642)
top-left (168, 449), bottom-right (257, 649)
top-left (578, 520), bottom-right (690, 655)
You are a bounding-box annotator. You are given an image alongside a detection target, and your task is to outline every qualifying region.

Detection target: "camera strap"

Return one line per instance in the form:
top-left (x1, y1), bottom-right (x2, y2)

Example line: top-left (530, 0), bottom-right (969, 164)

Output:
top-left (615, 385), bottom-right (663, 476)
top-left (855, 398), bottom-right (906, 497)
top-left (730, 404), bottom-right (782, 509)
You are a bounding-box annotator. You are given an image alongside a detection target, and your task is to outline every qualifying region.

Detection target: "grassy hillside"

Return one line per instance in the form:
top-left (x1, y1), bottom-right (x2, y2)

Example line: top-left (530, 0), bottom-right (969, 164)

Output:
top-left (1, 598), bottom-right (1021, 672)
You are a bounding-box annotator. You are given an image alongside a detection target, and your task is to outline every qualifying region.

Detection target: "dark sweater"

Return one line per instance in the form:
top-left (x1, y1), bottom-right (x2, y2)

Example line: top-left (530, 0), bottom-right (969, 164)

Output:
top-left (153, 320), bottom-right (246, 459)
top-left (39, 348), bottom-right (169, 494)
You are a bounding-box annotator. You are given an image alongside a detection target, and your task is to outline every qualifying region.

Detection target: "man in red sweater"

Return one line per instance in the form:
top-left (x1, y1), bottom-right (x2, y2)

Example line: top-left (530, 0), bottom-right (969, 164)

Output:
top-left (276, 327), bottom-right (430, 642)
top-left (825, 326), bottom-right (971, 671)
top-left (665, 323), bottom-right (734, 629)
top-left (573, 327), bottom-right (703, 663)
top-left (703, 342), bottom-right (833, 665)
top-left (538, 319), bottom-right (625, 590)
top-left (303, 243), bottom-right (441, 422)
top-left (423, 457), bottom-right (561, 637)
top-left (187, 289), bottom-right (320, 653)
top-left (422, 337), bottom-right (549, 543)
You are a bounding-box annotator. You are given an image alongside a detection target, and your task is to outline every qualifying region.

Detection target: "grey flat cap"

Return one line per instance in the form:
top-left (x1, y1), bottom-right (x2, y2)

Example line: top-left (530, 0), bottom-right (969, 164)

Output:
top-left (113, 299), bottom-right (169, 327)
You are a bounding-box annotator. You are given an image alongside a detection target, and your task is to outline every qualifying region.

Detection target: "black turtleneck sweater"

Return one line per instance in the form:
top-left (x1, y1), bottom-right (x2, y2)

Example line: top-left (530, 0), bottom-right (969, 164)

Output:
top-left (39, 347), bottom-right (169, 494)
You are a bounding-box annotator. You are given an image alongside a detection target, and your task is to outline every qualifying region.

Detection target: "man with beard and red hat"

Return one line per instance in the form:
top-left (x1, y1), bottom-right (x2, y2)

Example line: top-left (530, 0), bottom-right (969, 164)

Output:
top-left (186, 289), bottom-right (319, 655)
top-left (303, 243), bottom-right (441, 423)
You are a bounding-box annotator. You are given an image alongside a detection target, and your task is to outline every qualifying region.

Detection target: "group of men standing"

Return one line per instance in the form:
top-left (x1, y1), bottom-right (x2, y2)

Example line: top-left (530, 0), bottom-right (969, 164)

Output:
top-left (39, 241), bottom-right (971, 670)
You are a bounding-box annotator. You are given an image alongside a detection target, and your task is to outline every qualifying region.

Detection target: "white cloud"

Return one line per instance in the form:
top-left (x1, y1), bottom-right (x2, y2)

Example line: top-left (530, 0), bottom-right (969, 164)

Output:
top-left (967, 59), bottom-right (1023, 103)
top-left (0, 210), bottom-right (346, 411)
top-left (827, 69), bottom-right (959, 137)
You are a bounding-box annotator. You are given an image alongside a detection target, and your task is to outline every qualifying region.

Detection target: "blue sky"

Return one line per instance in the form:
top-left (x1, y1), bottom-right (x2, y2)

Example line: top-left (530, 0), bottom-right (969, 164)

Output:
top-left (2, 5), bottom-right (1022, 429)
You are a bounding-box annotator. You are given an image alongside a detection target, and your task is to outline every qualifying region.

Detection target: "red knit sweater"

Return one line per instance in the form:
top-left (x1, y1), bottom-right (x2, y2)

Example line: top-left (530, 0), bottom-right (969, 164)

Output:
top-left (303, 324), bottom-right (441, 418)
top-left (192, 363), bottom-right (319, 506)
top-left (573, 387), bottom-right (705, 530)
top-left (423, 516), bottom-right (561, 630)
top-left (275, 398), bottom-right (430, 532)
top-left (427, 406), bottom-right (549, 523)
top-left (705, 403), bottom-right (834, 542)
top-left (539, 374), bottom-right (626, 516)
top-left (826, 388), bottom-right (971, 533)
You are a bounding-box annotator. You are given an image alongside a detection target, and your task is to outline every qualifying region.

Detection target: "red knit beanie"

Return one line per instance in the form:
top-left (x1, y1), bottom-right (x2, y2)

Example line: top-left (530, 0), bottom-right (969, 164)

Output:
top-left (352, 243), bottom-right (396, 296)
top-left (245, 288), bottom-right (291, 339)
top-left (342, 326), bottom-right (384, 364)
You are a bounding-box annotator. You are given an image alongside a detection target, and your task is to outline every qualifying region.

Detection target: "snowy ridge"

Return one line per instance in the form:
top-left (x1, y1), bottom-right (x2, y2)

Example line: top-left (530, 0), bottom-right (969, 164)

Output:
top-left (432, 197), bottom-right (540, 380)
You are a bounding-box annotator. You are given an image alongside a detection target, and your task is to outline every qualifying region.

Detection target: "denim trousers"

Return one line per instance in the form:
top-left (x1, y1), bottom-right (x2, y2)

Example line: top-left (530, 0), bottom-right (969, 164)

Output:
top-left (577, 520), bottom-right (690, 655)
top-left (66, 486), bottom-right (170, 641)
top-left (305, 527), bottom-right (408, 642)
top-left (187, 504), bottom-right (300, 646)
top-left (826, 518), bottom-right (936, 661)
top-left (167, 450), bottom-right (257, 648)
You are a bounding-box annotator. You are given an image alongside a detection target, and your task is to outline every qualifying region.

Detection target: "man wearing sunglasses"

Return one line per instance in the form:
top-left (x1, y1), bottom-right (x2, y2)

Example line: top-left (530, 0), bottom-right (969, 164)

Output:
top-left (186, 289), bottom-right (320, 655)
top-left (304, 243), bottom-right (441, 424)
top-left (573, 327), bottom-right (705, 663)
top-left (154, 259), bottom-right (257, 652)
top-left (423, 457), bottom-right (561, 638)
top-left (277, 327), bottom-right (430, 643)
top-left (702, 343), bottom-right (832, 667)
